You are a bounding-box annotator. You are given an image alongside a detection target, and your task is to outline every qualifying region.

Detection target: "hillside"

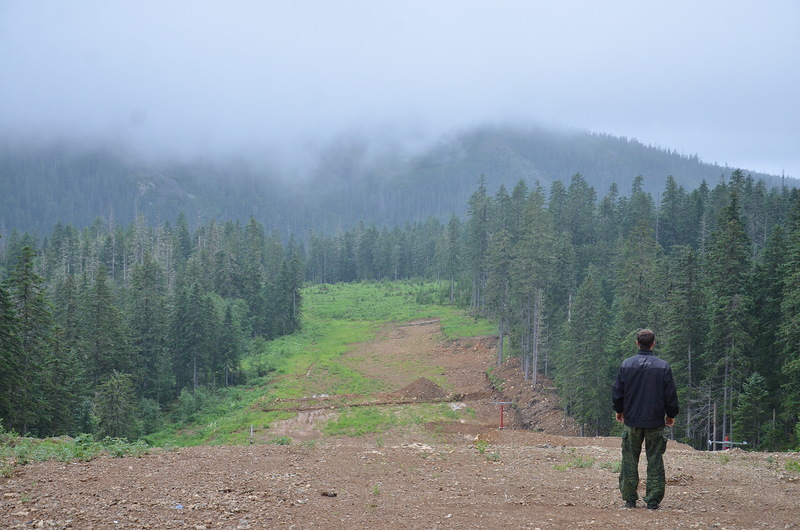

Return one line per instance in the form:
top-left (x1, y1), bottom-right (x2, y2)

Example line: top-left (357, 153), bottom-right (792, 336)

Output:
top-left (2, 319), bottom-right (798, 528)
top-left (1, 125), bottom-right (790, 238)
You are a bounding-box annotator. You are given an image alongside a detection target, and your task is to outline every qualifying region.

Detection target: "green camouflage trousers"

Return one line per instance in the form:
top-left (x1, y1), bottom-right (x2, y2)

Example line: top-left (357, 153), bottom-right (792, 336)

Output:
top-left (619, 425), bottom-right (668, 505)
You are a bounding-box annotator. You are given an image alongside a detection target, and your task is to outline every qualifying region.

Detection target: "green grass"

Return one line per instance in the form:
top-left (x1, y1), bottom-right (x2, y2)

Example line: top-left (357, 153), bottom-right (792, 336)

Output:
top-left (319, 402), bottom-right (474, 438)
top-left (145, 281), bottom-right (494, 447)
top-left (600, 461), bottom-right (621, 472)
top-left (322, 407), bottom-right (398, 437)
top-left (554, 448), bottom-right (596, 471)
top-left (0, 430), bottom-right (149, 474)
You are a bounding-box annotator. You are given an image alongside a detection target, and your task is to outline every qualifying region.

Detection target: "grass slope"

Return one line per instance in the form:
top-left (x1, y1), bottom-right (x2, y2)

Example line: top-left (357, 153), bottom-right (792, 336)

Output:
top-left (146, 281), bottom-right (495, 447)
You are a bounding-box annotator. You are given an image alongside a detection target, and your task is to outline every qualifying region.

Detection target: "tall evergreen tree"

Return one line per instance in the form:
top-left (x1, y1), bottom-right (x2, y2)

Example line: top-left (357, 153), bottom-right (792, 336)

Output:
top-left (80, 266), bottom-right (134, 386)
top-left (217, 304), bottom-right (244, 387)
top-left (466, 177), bottom-right (492, 312)
top-left (553, 265), bottom-right (611, 435)
top-left (42, 326), bottom-right (85, 435)
top-left (623, 175), bottom-right (655, 236)
top-left (703, 178), bottom-right (753, 444)
top-left (779, 193), bottom-right (800, 444)
top-left (8, 246), bottom-right (53, 434)
top-left (486, 228), bottom-right (513, 366)
top-left (732, 372), bottom-right (768, 448)
top-left (171, 280), bottom-right (218, 391)
top-left (94, 371), bottom-right (141, 439)
top-left (661, 245), bottom-right (706, 445)
top-left (510, 185), bottom-right (556, 384)
top-left (658, 175), bottom-right (687, 249)
top-left (609, 221), bottom-right (666, 359)
top-left (750, 227), bottom-right (788, 415)
top-left (441, 215), bottom-right (462, 303)
top-left (242, 217), bottom-right (267, 336)
top-left (0, 281), bottom-right (22, 427)
top-left (129, 253), bottom-right (172, 403)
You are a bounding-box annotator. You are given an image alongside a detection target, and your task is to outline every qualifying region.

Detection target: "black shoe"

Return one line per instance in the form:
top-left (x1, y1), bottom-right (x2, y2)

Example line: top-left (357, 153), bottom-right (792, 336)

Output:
top-left (625, 500), bottom-right (636, 508)
top-left (647, 503), bottom-right (659, 510)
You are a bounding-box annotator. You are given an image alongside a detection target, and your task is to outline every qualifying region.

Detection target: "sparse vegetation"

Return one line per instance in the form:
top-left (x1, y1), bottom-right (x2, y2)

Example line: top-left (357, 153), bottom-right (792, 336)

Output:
top-left (322, 407), bottom-right (397, 437)
top-left (600, 461), bottom-right (621, 472)
top-left (554, 449), bottom-right (595, 470)
top-left (0, 429), bottom-right (150, 475)
top-left (486, 366), bottom-right (504, 392)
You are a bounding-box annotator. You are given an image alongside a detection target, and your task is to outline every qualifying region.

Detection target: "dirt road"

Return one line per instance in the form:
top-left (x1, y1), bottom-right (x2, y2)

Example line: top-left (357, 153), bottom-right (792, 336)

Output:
top-left (2, 320), bottom-right (798, 528)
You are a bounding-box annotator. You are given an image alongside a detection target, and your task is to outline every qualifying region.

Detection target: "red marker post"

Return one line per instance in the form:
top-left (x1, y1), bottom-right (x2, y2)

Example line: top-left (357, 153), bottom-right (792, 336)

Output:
top-left (494, 401), bottom-right (513, 429)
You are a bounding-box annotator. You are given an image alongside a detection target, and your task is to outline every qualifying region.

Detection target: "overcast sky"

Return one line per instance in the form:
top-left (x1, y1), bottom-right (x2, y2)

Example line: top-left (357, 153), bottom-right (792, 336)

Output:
top-left (1, 1), bottom-right (798, 178)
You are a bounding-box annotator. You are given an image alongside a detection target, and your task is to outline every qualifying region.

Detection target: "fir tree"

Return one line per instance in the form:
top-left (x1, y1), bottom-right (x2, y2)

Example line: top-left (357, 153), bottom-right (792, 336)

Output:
top-left (94, 371), bottom-right (141, 439)
top-left (129, 253), bottom-right (173, 403)
top-left (8, 246), bottom-right (54, 434)
top-left (779, 193), bottom-right (800, 443)
top-left (0, 281), bottom-right (22, 426)
top-left (80, 266), bottom-right (134, 387)
top-left (554, 265), bottom-right (611, 435)
top-left (703, 177), bottom-right (753, 444)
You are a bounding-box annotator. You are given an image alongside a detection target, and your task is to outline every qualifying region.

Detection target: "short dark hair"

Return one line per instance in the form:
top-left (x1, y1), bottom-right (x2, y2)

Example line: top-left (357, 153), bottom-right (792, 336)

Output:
top-left (636, 329), bottom-right (655, 349)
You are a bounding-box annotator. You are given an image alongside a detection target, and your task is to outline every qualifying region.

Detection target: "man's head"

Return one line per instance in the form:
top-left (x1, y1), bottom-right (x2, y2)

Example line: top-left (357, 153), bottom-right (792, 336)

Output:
top-left (636, 328), bottom-right (655, 350)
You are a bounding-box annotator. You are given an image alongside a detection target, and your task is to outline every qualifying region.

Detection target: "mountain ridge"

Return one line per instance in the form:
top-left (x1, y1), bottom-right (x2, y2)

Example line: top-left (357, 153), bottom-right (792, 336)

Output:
top-left (0, 124), bottom-right (792, 238)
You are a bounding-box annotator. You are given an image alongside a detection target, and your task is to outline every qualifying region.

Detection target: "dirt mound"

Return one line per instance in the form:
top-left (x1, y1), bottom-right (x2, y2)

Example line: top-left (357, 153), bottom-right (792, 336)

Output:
top-left (389, 377), bottom-right (450, 401)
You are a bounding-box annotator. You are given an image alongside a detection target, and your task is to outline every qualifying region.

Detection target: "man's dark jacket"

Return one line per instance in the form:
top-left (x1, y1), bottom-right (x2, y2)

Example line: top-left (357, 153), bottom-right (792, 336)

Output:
top-left (612, 350), bottom-right (679, 429)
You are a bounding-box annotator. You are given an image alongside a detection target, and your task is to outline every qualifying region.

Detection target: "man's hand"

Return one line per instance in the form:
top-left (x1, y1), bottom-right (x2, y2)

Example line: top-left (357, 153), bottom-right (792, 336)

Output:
top-left (615, 412), bottom-right (624, 423)
top-left (665, 416), bottom-right (675, 427)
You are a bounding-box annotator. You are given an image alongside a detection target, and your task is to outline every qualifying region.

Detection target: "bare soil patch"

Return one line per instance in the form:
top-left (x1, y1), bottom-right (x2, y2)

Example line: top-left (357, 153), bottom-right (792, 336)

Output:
top-left (2, 320), bottom-right (799, 529)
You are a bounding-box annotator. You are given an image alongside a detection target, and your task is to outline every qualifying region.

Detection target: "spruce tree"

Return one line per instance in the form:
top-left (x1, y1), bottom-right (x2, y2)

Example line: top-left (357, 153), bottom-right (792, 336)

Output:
top-left (171, 280), bottom-right (217, 391)
top-left (732, 372), bottom-right (768, 448)
top-left (80, 266), bottom-right (134, 387)
top-left (466, 176), bottom-right (491, 313)
top-left (129, 253), bottom-right (173, 403)
top-left (442, 215), bottom-right (462, 303)
top-left (661, 245), bottom-right (706, 445)
top-left (510, 185), bottom-right (556, 384)
top-left (0, 281), bottom-right (22, 426)
top-left (485, 228), bottom-right (512, 366)
top-left (94, 370), bottom-right (141, 439)
top-left (609, 221), bottom-right (667, 368)
top-left (779, 193), bottom-right (800, 444)
top-left (42, 326), bottom-right (85, 435)
top-left (703, 180), bottom-right (753, 444)
top-left (218, 304), bottom-right (244, 387)
top-left (8, 246), bottom-right (54, 434)
top-left (750, 227), bottom-right (788, 417)
top-left (554, 265), bottom-right (611, 435)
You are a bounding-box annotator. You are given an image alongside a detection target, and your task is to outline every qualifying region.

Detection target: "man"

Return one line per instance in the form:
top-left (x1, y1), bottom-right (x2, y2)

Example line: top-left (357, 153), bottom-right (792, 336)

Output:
top-left (612, 328), bottom-right (679, 510)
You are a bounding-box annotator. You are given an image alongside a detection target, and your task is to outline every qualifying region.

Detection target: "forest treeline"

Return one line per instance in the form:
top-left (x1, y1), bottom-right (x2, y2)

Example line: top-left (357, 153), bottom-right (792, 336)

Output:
top-left (305, 170), bottom-right (800, 449)
top-left (2, 169), bottom-right (800, 450)
top-left (0, 214), bottom-right (303, 439)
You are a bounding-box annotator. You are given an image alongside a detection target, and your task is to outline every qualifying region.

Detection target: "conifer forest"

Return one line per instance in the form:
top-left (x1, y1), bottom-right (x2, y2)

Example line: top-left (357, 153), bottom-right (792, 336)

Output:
top-left (2, 168), bottom-right (800, 451)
